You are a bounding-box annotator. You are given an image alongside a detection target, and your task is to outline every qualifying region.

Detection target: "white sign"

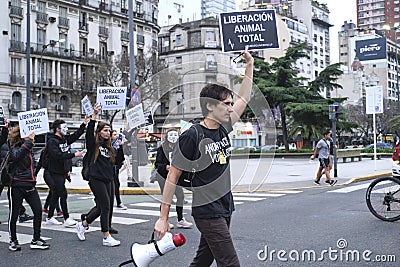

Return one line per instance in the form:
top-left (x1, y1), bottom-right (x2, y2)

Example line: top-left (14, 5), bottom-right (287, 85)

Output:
top-left (126, 103), bottom-right (146, 130)
top-left (81, 95), bottom-right (94, 116)
top-left (366, 86), bottom-right (383, 114)
top-left (18, 108), bottom-right (49, 138)
top-left (0, 106), bottom-right (5, 126)
top-left (96, 87), bottom-right (127, 110)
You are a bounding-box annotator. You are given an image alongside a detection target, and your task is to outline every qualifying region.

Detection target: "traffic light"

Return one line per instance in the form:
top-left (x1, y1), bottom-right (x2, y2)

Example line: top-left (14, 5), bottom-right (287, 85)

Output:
top-left (329, 104), bottom-right (340, 120)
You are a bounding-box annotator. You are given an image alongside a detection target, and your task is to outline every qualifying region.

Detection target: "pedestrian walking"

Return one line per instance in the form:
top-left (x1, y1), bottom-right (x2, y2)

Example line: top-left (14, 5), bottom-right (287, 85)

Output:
top-left (7, 127), bottom-right (49, 251)
top-left (111, 130), bottom-right (126, 211)
top-left (310, 129), bottom-right (337, 185)
top-left (45, 118), bottom-right (88, 227)
top-left (119, 125), bottom-right (133, 180)
top-left (155, 129), bottom-right (193, 229)
top-left (76, 103), bottom-right (120, 247)
top-left (154, 46), bottom-right (254, 267)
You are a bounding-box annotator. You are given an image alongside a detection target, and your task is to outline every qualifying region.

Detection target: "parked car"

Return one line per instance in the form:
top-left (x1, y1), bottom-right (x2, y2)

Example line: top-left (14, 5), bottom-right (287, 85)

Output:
top-left (364, 142), bottom-right (391, 149)
top-left (235, 146), bottom-right (257, 152)
top-left (260, 145), bottom-right (279, 151)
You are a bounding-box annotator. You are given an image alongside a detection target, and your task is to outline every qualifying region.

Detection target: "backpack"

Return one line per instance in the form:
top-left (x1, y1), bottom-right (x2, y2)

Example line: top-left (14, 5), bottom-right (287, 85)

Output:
top-left (81, 150), bottom-right (93, 181)
top-left (177, 124), bottom-right (204, 190)
top-left (41, 147), bottom-right (50, 169)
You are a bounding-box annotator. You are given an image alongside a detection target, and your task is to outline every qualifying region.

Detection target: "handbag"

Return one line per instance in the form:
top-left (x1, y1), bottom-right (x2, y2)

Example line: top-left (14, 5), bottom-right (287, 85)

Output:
top-left (0, 150), bottom-right (11, 186)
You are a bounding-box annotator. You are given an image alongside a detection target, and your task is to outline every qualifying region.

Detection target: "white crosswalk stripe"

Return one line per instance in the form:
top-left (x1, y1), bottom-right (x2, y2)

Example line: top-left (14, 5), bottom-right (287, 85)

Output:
top-left (0, 231), bottom-right (51, 245)
top-left (328, 181), bottom-right (392, 194)
top-left (233, 192), bottom-right (286, 197)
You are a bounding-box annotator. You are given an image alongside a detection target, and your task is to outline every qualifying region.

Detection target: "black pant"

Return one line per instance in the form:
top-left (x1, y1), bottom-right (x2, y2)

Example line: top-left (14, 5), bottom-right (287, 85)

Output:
top-left (157, 177), bottom-right (184, 221)
top-left (190, 216), bottom-right (240, 267)
top-left (2, 186), bottom-right (27, 217)
top-left (48, 172), bottom-right (69, 220)
top-left (8, 186), bottom-right (42, 241)
top-left (113, 168), bottom-right (122, 206)
top-left (86, 179), bottom-right (112, 233)
top-left (43, 170), bottom-right (60, 212)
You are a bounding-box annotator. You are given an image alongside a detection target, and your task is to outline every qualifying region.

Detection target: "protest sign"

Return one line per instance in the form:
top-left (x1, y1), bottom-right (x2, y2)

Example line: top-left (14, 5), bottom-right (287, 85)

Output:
top-left (96, 87), bottom-right (126, 110)
top-left (81, 95), bottom-right (94, 115)
top-left (18, 108), bottom-right (49, 138)
top-left (0, 106), bottom-right (5, 126)
top-left (219, 9), bottom-right (279, 52)
top-left (126, 103), bottom-right (146, 130)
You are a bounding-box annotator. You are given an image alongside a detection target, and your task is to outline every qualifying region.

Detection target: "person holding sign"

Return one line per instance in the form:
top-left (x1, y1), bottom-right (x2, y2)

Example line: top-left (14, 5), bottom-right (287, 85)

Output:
top-left (45, 117), bottom-right (89, 227)
top-left (76, 103), bottom-right (120, 247)
top-left (154, 46), bottom-right (254, 267)
top-left (8, 127), bottom-right (50, 251)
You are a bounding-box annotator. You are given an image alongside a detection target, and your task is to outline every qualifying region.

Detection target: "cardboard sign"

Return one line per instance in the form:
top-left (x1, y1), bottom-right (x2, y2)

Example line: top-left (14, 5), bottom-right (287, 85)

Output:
top-left (96, 87), bottom-right (127, 110)
top-left (219, 9), bottom-right (279, 52)
top-left (81, 95), bottom-right (94, 115)
top-left (126, 103), bottom-right (146, 130)
top-left (0, 106), bottom-right (5, 127)
top-left (18, 108), bottom-right (49, 138)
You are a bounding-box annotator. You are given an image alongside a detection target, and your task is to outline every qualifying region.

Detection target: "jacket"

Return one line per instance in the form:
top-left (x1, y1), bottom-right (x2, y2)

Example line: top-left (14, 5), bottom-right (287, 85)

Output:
top-left (9, 140), bottom-right (36, 187)
top-left (85, 120), bottom-right (114, 182)
top-left (155, 143), bottom-right (173, 179)
top-left (47, 123), bottom-right (86, 175)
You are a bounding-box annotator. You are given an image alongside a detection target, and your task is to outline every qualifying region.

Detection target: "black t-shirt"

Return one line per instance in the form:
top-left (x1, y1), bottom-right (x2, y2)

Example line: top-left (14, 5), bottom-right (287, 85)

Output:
top-left (171, 123), bottom-right (234, 219)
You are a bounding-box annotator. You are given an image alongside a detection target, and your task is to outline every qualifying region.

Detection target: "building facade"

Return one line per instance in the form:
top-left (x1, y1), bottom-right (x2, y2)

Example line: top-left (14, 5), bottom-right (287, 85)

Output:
top-left (3, 0), bottom-right (160, 127)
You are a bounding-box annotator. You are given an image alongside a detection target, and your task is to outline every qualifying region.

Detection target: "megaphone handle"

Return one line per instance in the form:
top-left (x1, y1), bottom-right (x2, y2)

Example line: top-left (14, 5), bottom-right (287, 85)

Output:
top-left (149, 231), bottom-right (156, 244)
top-left (149, 230), bottom-right (164, 256)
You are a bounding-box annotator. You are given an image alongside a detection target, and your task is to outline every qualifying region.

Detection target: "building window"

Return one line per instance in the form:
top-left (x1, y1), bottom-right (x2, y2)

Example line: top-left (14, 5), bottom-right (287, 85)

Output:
top-left (37, 1), bottom-right (46, 12)
top-left (80, 38), bottom-right (87, 57)
top-left (37, 29), bottom-right (46, 46)
top-left (60, 95), bottom-right (68, 112)
top-left (12, 91), bottom-right (22, 111)
top-left (176, 56), bottom-right (182, 64)
top-left (100, 42), bottom-right (107, 62)
top-left (10, 57), bottom-right (22, 84)
top-left (206, 31), bottom-right (216, 41)
top-left (176, 34), bottom-right (182, 47)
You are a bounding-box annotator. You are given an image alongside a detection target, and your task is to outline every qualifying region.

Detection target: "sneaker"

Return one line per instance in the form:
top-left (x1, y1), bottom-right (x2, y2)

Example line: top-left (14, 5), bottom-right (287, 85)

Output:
top-left (19, 213), bottom-right (34, 223)
top-left (109, 227), bottom-right (118, 234)
top-left (9, 240), bottom-right (21, 251)
top-left (76, 222), bottom-right (86, 241)
top-left (42, 209), bottom-right (49, 214)
top-left (116, 203), bottom-right (128, 210)
top-left (329, 180), bottom-right (337, 186)
top-left (314, 180), bottom-right (320, 185)
top-left (103, 235), bottom-right (120, 247)
top-left (46, 217), bottom-right (62, 225)
top-left (64, 217), bottom-right (78, 228)
top-left (30, 238), bottom-right (50, 250)
top-left (55, 211), bottom-right (63, 218)
top-left (169, 223), bottom-right (174, 229)
top-left (176, 218), bottom-right (193, 229)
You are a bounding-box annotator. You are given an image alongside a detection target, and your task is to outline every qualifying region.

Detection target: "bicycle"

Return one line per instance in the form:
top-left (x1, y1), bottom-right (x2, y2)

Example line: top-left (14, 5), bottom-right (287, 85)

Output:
top-left (366, 176), bottom-right (400, 222)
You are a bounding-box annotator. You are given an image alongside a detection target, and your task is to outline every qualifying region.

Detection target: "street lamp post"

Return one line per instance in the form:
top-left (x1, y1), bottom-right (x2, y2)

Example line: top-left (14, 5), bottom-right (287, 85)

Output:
top-left (384, 23), bottom-right (400, 114)
top-left (39, 39), bottom-right (65, 108)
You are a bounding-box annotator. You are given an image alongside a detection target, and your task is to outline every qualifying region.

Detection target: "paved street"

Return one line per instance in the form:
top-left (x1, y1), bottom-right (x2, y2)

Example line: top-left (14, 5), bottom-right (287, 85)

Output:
top-left (0, 158), bottom-right (397, 266)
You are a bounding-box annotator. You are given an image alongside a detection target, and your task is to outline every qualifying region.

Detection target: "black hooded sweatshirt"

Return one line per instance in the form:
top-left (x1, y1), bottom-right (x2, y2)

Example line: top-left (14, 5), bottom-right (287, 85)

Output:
top-left (9, 140), bottom-right (36, 187)
top-left (47, 123), bottom-right (86, 175)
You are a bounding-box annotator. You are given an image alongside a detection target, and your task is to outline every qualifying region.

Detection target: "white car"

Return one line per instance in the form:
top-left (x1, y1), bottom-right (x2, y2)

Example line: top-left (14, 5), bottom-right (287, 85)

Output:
top-left (392, 161), bottom-right (400, 177)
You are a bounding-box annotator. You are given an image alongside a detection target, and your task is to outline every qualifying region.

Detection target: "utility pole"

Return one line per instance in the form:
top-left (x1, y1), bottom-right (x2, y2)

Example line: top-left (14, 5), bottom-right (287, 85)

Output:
top-left (26, 0), bottom-right (31, 111)
top-left (329, 103), bottom-right (339, 177)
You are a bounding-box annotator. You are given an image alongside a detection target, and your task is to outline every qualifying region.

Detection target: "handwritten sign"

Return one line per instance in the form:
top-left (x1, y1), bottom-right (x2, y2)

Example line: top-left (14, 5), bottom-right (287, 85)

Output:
top-left (18, 108), bottom-right (49, 138)
top-left (126, 103), bottom-right (146, 130)
top-left (219, 9), bottom-right (279, 52)
top-left (81, 95), bottom-right (94, 115)
top-left (96, 87), bottom-right (127, 110)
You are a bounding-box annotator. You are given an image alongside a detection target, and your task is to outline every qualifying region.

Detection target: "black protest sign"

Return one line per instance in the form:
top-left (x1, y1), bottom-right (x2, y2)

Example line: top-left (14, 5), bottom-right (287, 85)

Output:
top-left (219, 9), bottom-right (279, 52)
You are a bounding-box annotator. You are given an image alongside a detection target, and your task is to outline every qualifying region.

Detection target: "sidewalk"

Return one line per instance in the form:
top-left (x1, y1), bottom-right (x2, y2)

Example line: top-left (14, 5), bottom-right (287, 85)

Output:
top-left (35, 156), bottom-right (393, 194)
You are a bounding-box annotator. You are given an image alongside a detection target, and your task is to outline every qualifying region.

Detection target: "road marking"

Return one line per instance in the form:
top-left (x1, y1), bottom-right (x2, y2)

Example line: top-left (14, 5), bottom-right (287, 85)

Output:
top-left (268, 190), bottom-right (302, 194)
top-left (14, 220), bottom-right (101, 233)
top-left (113, 209), bottom-right (178, 217)
top-left (0, 231), bottom-right (51, 245)
top-left (232, 196), bottom-right (265, 201)
top-left (233, 192), bottom-right (286, 197)
top-left (68, 213), bottom-right (149, 225)
top-left (328, 183), bottom-right (371, 193)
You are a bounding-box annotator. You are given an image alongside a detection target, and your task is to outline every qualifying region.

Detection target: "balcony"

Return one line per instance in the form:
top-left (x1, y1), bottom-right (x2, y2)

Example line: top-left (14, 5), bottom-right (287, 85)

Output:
top-left (58, 17), bottom-right (70, 29)
top-left (9, 40), bottom-right (25, 53)
top-left (36, 12), bottom-right (48, 24)
top-left (137, 35), bottom-right (145, 45)
top-left (79, 22), bottom-right (89, 32)
top-left (99, 26), bottom-right (109, 37)
top-left (10, 74), bottom-right (25, 85)
top-left (134, 12), bottom-right (144, 19)
top-left (121, 31), bottom-right (129, 41)
top-left (9, 5), bottom-right (23, 18)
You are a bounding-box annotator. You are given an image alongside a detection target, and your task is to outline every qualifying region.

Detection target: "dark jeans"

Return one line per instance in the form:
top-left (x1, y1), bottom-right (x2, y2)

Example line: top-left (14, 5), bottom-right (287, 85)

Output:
top-left (4, 186), bottom-right (28, 216)
top-left (113, 168), bottom-right (122, 205)
top-left (43, 170), bottom-right (60, 212)
top-left (157, 177), bottom-right (184, 221)
top-left (86, 179), bottom-right (112, 233)
top-left (48, 172), bottom-right (69, 220)
top-left (190, 216), bottom-right (240, 267)
top-left (8, 186), bottom-right (42, 241)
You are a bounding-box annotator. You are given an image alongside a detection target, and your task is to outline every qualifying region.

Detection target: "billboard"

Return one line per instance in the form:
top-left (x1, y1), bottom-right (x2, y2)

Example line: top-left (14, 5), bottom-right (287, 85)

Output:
top-left (219, 9), bottom-right (279, 52)
top-left (355, 38), bottom-right (387, 62)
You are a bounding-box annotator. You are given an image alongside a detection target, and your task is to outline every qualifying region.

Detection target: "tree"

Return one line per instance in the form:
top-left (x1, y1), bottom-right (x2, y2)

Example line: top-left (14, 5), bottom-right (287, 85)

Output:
top-left (309, 63), bottom-right (343, 97)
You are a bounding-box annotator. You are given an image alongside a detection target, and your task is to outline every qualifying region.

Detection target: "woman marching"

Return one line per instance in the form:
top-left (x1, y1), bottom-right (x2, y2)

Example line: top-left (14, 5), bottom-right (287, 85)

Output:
top-left (8, 127), bottom-right (49, 251)
top-left (76, 103), bottom-right (120, 247)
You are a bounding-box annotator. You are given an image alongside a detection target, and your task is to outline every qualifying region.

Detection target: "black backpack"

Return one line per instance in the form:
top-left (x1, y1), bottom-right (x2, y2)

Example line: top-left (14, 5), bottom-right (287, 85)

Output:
top-left (81, 150), bottom-right (93, 181)
top-left (177, 124), bottom-right (204, 190)
top-left (41, 147), bottom-right (49, 169)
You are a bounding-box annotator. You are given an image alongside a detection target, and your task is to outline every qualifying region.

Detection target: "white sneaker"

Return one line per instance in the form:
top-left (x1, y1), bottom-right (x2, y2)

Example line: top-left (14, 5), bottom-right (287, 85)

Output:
top-left (46, 217), bottom-right (62, 225)
top-left (116, 203), bottom-right (128, 210)
top-left (103, 235), bottom-right (120, 247)
top-left (176, 218), bottom-right (193, 228)
top-left (64, 217), bottom-right (78, 228)
top-left (76, 222), bottom-right (86, 241)
top-left (169, 223), bottom-right (175, 229)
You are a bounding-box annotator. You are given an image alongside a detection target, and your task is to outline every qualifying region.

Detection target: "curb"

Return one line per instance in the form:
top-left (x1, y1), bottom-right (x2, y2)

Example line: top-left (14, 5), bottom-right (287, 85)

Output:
top-left (34, 172), bottom-right (391, 195)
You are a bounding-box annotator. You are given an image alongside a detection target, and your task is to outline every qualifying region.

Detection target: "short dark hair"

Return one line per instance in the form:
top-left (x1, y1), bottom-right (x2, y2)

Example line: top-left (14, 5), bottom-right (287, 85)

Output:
top-left (199, 83), bottom-right (233, 116)
top-left (323, 129), bottom-right (331, 136)
top-left (52, 119), bottom-right (65, 133)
